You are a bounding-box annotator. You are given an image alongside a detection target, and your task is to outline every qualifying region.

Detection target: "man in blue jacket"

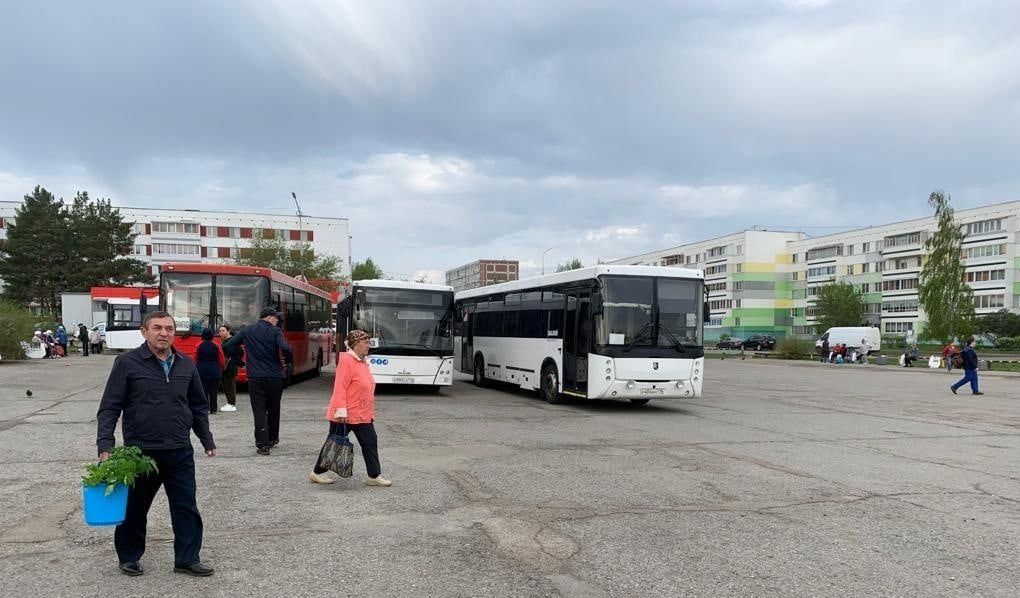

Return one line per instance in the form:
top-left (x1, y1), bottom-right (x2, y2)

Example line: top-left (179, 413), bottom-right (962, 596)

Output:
top-left (96, 310), bottom-right (216, 577)
top-left (225, 306), bottom-right (293, 455)
top-left (950, 336), bottom-right (984, 396)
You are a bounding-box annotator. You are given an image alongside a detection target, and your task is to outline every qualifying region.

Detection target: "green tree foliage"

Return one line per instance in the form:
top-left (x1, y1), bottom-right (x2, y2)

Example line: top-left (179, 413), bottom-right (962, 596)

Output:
top-left (0, 300), bottom-right (37, 359)
top-left (556, 258), bottom-right (584, 272)
top-left (233, 229), bottom-right (342, 280)
top-left (813, 282), bottom-right (865, 333)
top-left (0, 187), bottom-right (152, 314)
top-left (977, 309), bottom-right (1020, 337)
top-left (0, 186), bottom-right (71, 313)
top-left (774, 337), bottom-right (814, 360)
top-left (351, 258), bottom-right (384, 280)
top-left (918, 190), bottom-right (974, 341)
top-left (66, 192), bottom-right (153, 290)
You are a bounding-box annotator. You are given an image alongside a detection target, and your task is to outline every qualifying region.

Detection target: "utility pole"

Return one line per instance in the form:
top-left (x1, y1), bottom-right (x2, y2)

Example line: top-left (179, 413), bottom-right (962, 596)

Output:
top-left (291, 192), bottom-right (305, 280)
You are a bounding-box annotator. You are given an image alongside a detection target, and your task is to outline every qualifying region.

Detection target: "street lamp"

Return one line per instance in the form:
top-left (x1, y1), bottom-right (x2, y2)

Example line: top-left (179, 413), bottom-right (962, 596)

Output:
top-left (541, 246), bottom-right (555, 275)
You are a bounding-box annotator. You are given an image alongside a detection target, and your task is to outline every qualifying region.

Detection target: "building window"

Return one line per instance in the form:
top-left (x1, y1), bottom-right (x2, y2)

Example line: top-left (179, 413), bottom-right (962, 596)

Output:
top-left (706, 282), bottom-right (727, 292)
top-left (734, 299), bottom-right (741, 308)
top-left (807, 265), bottom-right (837, 278)
top-left (152, 243), bottom-right (200, 255)
top-left (884, 322), bottom-right (914, 333)
top-left (847, 244), bottom-right (855, 255)
top-left (130, 244), bottom-right (147, 255)
top-left (963, 244), bottom-right (1007, 259)
top-left (708, 299), bottom-right (732, 310)
top-left (151, 222), bottom-right (200, 234)
top-left (882, 278), bottom-right (919, 292)
top-left (704, 264), bottom-right (727, 276)
top-left (861, 262), bottom-right (870, 273)
top-left (662, 254), bottom-right (684, 266)
top-left (791, 272), bottom-right (798, 281)
top-left (736, 244), bottom-right (743, 255)
top-left (884, 231), bottom-right (923, 248)
top-left (862, 242), bottom-right (870, 253)
top-left (735, 263), bottom-right (742, 273)
top-left (882, 298), bottom-right (919, 313)
top-left (806, 245), bottom-right (842, 261)
top-left (860, 283), bottom-right (870, 293)
top-left (846, 265), bottom-right (854, 276)
top-left (708, 245), bottom-right (727, 258)
top-left (132, 222), bottom-right (146, 234)
top-left (733, 281), bottom-right (743, 291)
top-left (964, 218), bottom-right (1003, 236)
top-left (974, 294), bottom-right (1005, 309)
top-left (965, 269), bottom-right (1006, 282)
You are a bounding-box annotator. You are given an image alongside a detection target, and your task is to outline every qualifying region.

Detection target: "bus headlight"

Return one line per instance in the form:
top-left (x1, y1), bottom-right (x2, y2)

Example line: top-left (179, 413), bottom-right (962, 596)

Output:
top-left (626, 380), bottom-right (635, 390)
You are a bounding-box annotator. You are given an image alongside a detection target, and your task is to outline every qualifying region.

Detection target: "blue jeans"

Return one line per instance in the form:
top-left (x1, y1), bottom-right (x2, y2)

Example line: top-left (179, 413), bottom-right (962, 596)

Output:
top-left (951, 369), bottom-right (979, 393)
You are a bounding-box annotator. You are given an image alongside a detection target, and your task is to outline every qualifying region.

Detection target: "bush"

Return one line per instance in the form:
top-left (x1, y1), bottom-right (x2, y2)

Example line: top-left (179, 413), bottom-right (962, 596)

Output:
top-left (774, 337), bottom-right (814, 360)
top-left (994, 336), bottom-right (1020, 350)
top-left (0, 301), bottom-right (37, 360)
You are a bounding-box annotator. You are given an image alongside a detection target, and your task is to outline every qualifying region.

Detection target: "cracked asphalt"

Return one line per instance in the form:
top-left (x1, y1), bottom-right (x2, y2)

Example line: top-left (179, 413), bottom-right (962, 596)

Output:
top-left (1, 355), bottom-right (1018, 597)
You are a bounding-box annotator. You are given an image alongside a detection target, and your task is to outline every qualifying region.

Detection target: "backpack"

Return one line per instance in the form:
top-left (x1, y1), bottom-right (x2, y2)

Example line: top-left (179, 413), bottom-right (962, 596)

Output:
top-left (951, 352), bottom-right (964, 368)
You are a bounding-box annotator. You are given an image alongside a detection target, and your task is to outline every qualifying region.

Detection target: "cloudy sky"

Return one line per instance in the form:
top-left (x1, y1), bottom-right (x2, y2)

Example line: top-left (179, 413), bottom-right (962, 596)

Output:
top-left (2, 1), bottom-right (1018, 281)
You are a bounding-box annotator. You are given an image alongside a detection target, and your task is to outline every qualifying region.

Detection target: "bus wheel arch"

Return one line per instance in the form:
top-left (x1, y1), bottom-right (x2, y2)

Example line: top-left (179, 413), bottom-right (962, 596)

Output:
top-left (540, 360), bottom-right (564, 404)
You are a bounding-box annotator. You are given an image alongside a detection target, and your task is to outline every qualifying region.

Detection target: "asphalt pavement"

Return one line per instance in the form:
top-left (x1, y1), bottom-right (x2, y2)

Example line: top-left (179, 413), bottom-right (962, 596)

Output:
top-left (1, 353), bottom-right (1017, 597)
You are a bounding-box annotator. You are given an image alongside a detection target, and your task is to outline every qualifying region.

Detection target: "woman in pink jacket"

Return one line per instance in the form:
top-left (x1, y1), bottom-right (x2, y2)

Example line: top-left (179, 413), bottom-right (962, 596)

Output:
top-left (309, 329), bottom-right (392, 486)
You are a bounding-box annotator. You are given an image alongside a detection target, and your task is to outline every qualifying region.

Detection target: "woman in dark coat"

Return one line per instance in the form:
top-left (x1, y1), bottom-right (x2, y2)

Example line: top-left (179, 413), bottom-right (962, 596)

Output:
top-left (195, 328), bottom-right (226, 414)
top-left (218, 324), bottom-right (243, 412)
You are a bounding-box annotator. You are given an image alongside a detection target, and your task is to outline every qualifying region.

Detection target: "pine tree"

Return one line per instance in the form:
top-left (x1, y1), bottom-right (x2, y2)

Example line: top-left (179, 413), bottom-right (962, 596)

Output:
top-left (0, 186), bottom-right (71, 314)
top-left (918, 190), bottom-right (974, 341)
top-left (66, 192), bottom-right (153, 289)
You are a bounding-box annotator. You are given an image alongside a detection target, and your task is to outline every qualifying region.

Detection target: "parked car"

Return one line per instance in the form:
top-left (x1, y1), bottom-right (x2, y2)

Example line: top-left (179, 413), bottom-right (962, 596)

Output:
top-left (742, 335), bottom-right (777, 351)
top-left (715, 337), bottom-right (744, 349)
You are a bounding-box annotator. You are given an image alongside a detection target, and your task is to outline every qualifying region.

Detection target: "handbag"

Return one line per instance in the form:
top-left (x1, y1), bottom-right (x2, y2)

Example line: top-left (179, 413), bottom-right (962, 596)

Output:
top-left (317, 426), bottom-right (354, 478)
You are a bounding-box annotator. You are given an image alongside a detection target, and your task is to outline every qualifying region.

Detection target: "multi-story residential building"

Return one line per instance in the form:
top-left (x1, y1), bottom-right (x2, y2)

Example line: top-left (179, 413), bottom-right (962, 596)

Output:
top-left (610, 230), bottom-right (805, 339)
top-left (611, 199), bottom-right (1020, 340)
top-left (445, 259), bottom-right (519, 292)
top-left (0, 203), bottom-right (351, 279)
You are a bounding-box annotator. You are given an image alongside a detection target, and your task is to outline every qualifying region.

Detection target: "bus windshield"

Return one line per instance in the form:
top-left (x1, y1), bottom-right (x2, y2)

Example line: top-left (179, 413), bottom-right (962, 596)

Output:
top-left (596, 276), bottom-right (703, 349)
top-left (354, 288), bottom-right (454, 354)
top-left (162, 272), bottom-right (269, 332)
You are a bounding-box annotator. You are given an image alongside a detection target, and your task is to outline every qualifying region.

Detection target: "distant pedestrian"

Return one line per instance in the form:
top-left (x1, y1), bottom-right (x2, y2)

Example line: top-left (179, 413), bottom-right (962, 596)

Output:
top-left (858, 338), bottom-right (870, 364)
top-left (89, 326), bottom-right (103, 355)
top-left (55, 325), bottom-right (68, 356)
top-left (902, 344), bottom-right (920, 367)
top-left (195, 328), bottom-right (225, 414)
top-left (223, 307), bottom-right (293, 455)
top-left (309, 329), bottom-right (392, 487)
top-left (218, 325), bottom-right (242, 412)
top-left (820, 337), bottom-right (830, 363)
top-left (78, 323), bottom-right (90, 356)
top-left (95, 310), bottom-right (216, 577)
top-left (942, 341), bottom-right (958, 374)
top-left (950, 337), bottom-right (983, 395)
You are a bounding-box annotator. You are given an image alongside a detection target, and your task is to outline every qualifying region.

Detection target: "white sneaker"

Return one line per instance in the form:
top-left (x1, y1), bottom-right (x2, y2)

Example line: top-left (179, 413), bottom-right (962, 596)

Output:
top-left (365, 476), bottom-right (392, 487)
top-left (309, 471), bottom-right (335, 484)
top-left (220, 404), bottom-right (237, 412)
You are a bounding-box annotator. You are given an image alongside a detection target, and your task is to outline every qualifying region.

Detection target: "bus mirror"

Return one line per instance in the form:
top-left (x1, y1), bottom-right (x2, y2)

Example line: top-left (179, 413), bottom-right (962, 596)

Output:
top-left (703, 300), bottom-right (711, 323)
top-left (591, 292), bottom-right (603, 315)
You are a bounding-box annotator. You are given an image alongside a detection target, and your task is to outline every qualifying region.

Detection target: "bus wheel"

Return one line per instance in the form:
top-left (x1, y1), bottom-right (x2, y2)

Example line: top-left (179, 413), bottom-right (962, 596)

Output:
top-left (629, 398), bottom-right (651, 406)
top-left (541, 364), bottom-right (564, 404)
top-left (473, 356), bottom-right (486, 386)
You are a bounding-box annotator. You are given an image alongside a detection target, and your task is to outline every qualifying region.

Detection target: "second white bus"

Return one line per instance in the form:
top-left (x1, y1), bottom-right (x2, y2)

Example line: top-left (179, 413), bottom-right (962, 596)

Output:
top-left (336, 280), bottom-right (456, 388)
top-left (454, 265), bottom-right (707, 405)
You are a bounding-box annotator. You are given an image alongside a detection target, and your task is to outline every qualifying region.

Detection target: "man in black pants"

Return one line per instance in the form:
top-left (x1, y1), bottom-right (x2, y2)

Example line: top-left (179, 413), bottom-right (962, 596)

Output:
top-left (96, 311), bottom-right (216, 577)
top-left (225, 307), bottom-right (293, 455)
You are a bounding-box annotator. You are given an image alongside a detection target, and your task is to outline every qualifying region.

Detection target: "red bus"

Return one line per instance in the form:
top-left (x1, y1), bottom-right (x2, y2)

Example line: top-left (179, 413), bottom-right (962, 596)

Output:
top-left (159, 263), bottom-right (334, 382)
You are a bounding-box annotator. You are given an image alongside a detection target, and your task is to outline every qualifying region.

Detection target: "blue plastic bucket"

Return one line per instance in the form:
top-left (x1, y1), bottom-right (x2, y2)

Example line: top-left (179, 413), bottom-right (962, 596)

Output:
top-left (82, 483), bottom-right (128, 526)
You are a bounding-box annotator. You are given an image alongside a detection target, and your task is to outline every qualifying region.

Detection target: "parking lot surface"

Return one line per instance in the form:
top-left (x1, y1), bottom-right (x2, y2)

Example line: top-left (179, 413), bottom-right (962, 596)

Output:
top-left (1, 355), bottom-right (1017, 597)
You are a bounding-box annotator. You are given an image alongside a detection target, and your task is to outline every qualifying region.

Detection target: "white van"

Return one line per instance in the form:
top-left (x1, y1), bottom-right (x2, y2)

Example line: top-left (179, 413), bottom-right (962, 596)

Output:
top-left (816, 327), bottom-right (881, 354)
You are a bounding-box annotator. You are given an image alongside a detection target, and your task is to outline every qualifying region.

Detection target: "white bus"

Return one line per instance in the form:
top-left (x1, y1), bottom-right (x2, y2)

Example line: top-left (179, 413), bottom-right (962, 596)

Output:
top-left (336, 280), bottom-right (456, 389)
top-left (454, 265), bottom-right (707, 405)
top-left (105, 295), bottom-right (158, 350)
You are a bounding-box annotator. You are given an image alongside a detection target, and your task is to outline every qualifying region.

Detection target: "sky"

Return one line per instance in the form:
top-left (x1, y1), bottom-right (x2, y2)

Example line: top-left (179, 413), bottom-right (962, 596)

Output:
top-left (2, 0), bottom-right (1019, 282)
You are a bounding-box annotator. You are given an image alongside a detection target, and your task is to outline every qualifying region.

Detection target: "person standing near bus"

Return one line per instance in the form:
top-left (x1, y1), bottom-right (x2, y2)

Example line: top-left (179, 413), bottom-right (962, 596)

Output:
top-left (309, 329), bottom-right (391, 487)
top-left (218, 324), bottom-right (242, 412)
top-left (79, 322), bottom-right (90, 356)
top-left (195, 328), bottom-right (225, 414)
top-left (224, 307), bottom-right (293, 455)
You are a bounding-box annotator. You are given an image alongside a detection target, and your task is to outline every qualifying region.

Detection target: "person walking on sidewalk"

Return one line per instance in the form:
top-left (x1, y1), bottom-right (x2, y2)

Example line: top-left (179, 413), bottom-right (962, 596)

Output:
top-left (309, 329), bottom-right (392, 487)
top-left (950, 337), bottom-right (983, 396)
top-left (224, 307), bottom-right (293, 455)
top-left (79, 322), bottom-right (90, 356)
top-left (218, 324), bottom-right (242, 412)
top-left (195, 328), bottom-right (225, 414)
top-left (95, 310), bottom-right (216, 578)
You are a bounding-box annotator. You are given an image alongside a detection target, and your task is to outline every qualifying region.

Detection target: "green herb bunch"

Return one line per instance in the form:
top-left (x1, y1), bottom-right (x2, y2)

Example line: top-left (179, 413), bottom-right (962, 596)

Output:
top-left (82, 446), bottom-right (158, 495)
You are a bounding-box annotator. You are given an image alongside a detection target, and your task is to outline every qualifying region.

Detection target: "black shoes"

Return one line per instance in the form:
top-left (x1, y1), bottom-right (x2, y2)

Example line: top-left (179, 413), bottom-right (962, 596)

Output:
top-left (950, 386), bottom-right (958, 395)
top-left (174, 562), bottom-right (215, 577)
top-left (973, 391), bottom-right (984, 395)
top-left (256, 446), bottom-right (271, 455)
top-left (119, 561), bottom-right (143, 576)
top-left (270, 439), bottom-right (279, 447)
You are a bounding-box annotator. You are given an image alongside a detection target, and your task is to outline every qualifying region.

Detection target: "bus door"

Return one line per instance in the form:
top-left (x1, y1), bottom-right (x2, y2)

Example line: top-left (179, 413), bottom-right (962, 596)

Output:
top-left (562, 291), bottom-right (591, 394)
top-left (460, 307), bottom-right (473, 372)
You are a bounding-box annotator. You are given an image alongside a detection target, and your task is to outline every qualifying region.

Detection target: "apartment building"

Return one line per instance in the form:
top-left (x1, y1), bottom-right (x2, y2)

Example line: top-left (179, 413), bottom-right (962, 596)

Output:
top-left (445, 259), bottom-right (519, 292)
top-left (611, 199), bottom-right (1020, 340)
top-left (0, 203), bottom-right (351, 278)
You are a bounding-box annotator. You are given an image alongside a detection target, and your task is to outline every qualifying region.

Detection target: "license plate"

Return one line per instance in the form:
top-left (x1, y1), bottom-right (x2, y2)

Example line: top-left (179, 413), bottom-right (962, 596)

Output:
top-left (393, 377), bottom-right (414, 384)
top-left (640, 388), bottom-right (665, 395)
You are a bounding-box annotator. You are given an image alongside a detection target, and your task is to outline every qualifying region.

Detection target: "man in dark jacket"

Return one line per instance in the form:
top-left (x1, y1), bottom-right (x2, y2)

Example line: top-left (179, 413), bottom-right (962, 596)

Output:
top-left (96, 311), bottom-right (216, 578)
top-left (78, 322), bottom-right (90, 356)
top-left (225, 307), bottom-right (293, 455)
top-left (950, 336), bottom-right (983, 396)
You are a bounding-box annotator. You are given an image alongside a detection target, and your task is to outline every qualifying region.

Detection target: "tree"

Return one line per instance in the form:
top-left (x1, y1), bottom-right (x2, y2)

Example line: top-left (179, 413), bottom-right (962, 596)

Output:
top-left (233, 230), bottom-right (342, 281)
top-left (351, 258), bottom-right (384, 280)
top-left (556, 258), bottom-right (584, 272)
top-left (0, 186), bottom-right (71, 314)
top-left (813, 282), bottom-right (865, 333)
top-left (918, 190), bottom-right (974, 341)
top-left (65, 192), bottom-right (153, 290)
top-left (976, 309), bottom-right (1020, 337)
